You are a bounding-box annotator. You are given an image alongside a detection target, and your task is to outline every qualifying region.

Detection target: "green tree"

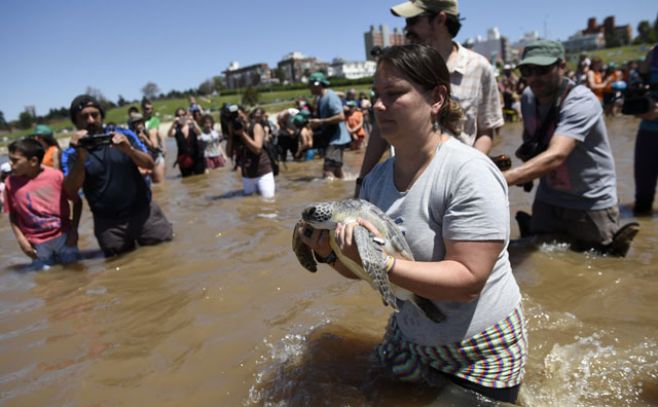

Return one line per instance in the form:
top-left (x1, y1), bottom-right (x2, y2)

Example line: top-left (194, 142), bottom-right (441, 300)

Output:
top-left (141, 82), bottom-right (160, 100)
top-left (18, 110), bottom-right (34, 130)
top-left (0, 110), bottom-right (8, 130)
top-left (117, 94), bottom-right (128, 107)
top-left (635, 20), bottom-right (657, 44)
top-left (212, 76), bottom-right (224, 93)
top-left (197, 79), bottom-right (214, 96)
top-left (241, 87), bottom-right (260, 106)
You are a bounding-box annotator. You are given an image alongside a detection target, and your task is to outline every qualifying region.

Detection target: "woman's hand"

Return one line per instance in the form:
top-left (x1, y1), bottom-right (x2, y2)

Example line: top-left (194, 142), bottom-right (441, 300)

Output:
top-left (334, 218), bottom-right (382, 265)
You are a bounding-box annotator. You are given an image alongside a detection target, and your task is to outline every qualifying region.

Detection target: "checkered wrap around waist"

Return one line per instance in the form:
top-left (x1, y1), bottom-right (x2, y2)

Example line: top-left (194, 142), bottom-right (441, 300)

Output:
top-left (376, 305), bottom-right (528, 389)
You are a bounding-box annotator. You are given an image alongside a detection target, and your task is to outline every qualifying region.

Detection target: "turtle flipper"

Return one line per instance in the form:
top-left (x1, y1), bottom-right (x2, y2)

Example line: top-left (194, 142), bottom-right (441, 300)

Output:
top-left (292, 224), bottom-right (318, 272)
top-left (353, 226), bottom-right (398, 311)
top-left (410, 295), bottom-right (446, 323)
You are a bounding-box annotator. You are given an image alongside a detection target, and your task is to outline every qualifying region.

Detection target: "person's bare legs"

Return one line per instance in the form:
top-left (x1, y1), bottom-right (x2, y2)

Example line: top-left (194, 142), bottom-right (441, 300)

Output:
top-left (151, 161), bottom-right (165, 184)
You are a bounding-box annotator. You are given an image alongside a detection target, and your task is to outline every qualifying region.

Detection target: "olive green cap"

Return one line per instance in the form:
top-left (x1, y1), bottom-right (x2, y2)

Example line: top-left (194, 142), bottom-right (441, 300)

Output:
top-left (519, 40), bottom-right (565, 66)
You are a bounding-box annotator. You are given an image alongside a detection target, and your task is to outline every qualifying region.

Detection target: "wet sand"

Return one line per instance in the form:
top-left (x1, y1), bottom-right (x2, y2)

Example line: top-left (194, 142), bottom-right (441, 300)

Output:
top-left (0, 115), bottom-right (656, 406)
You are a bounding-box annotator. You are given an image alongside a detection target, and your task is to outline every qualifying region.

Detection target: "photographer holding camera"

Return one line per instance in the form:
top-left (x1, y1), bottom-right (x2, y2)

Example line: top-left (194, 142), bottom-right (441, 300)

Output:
top-left (224, 104), bottom-right (245, 171)
top-left (168, 107), bottom-right (205, 177)
top-left (63, 95), bottom-right (173, 257)
top-left (502, 41), bottom-right (638, 257)
top-left (230, 106), bottom-right (276, 198)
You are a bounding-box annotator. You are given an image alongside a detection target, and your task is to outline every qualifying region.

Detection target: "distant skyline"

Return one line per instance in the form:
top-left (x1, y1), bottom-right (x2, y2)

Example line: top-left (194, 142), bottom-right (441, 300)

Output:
top-left (1, 0), bottom-right (656, 122)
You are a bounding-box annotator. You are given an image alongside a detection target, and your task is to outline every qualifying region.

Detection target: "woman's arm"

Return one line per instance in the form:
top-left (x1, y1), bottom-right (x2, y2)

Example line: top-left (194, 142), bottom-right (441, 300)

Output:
top-left (332, 221), bottom-right (502, 303)
top-left (238, 123), bottom-right (264, 154)
top-left (388, 240), bottom-right (502, 302)
top-left (167, 121), bottom-right (177, 138)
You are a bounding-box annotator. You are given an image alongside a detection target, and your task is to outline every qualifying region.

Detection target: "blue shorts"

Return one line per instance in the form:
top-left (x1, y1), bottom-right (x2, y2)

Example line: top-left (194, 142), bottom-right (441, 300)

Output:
top-left (33, 233), bottom-right (79, 269)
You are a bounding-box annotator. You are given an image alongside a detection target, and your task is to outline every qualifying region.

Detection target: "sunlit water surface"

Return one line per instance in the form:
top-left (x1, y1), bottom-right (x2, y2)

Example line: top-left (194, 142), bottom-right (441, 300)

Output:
top-left (0, 116), bottom-right (656, 406)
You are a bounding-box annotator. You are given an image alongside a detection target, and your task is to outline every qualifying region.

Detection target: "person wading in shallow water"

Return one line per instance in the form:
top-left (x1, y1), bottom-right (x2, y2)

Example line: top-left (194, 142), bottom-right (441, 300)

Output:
top-left (502, 40), bottom-right (639, 256)
top-left (355, 0), bottom-right (503, 197)
top-left (298, 44), bottom-right (527, 404)
top-left (63, 95), bottom-right (173, 257)
top-left (307, 72), bottom-right (352, 179)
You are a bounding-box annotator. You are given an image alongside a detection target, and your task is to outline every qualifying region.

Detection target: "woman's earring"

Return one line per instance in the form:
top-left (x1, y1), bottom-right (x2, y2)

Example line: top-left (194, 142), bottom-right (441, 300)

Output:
top-left (432, 120), bottom-right (440, 132)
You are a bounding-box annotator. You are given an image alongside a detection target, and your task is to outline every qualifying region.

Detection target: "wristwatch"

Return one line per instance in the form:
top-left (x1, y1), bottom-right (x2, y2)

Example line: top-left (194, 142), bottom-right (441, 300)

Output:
top-left (314, 250), bottom-right (337, 265)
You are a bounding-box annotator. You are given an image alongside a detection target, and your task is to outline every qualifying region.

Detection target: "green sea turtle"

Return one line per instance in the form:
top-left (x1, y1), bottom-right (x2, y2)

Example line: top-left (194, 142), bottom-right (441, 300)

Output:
top-left (292, 199), bottom-right (445, 323)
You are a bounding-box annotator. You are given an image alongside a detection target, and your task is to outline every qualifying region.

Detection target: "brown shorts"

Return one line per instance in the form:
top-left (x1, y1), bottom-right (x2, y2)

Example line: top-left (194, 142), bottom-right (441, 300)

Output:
top-left (530, 200), bottom-right (619, 246)
top-left (93, 201), bottom-right (173, 257)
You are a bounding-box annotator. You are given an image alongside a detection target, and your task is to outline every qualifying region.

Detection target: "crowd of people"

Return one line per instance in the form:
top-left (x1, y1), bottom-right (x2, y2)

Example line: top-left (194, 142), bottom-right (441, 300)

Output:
top-left (496, 50), bottom-right (649, 121)
top-left (2, 0), bottom-right (657, 403)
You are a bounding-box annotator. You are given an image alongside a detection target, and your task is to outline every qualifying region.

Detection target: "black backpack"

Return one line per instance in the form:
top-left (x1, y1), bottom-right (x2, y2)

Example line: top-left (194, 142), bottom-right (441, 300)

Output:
top-left (263, 140), bottom-right (280, 176)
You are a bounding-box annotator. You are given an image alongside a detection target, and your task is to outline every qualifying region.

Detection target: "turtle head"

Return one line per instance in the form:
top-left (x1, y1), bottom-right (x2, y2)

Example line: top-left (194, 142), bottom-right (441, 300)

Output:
top-left (302, 202), bottom-right (336, 228)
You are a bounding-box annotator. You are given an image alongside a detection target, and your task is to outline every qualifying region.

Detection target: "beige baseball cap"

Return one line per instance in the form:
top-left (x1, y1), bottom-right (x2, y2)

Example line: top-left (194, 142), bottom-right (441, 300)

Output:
top-left (391, 0), bottom-right (458, 17)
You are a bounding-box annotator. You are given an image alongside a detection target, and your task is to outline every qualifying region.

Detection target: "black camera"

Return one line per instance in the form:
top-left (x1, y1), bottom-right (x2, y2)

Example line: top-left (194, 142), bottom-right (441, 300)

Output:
top-left (232, 117), bottom-right (244, 132)
top-left (78, 133), bottom-right (113, 149)
top-left (515, 141), bottom-right (544, 162)
top-left (621, 86), bottom-right (654, 115)
top-left (489, 154), bottom-right (512, 171)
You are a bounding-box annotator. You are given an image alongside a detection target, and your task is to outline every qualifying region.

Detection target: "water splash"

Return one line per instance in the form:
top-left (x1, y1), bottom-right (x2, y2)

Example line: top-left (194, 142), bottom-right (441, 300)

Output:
top-left (524, 332), bottom-right (657, 406)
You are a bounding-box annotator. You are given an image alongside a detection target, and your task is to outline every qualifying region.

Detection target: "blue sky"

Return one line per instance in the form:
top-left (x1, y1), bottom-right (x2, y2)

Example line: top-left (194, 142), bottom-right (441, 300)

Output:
top-left (1, 0), bottom-right (656, 121)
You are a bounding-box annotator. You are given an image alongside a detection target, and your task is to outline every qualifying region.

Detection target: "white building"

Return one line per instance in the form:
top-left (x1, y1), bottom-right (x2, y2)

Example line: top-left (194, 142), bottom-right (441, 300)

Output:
top-left (562, 32), bottom-right (605, 53)
top-left (508, 31), bottom-right (542, 63)
top-left (328, 58), bottom-right (376, 79)
top-left (467, 27), bottom-right (511, 63)
top-left (226, 61), bottom-right (240, 71)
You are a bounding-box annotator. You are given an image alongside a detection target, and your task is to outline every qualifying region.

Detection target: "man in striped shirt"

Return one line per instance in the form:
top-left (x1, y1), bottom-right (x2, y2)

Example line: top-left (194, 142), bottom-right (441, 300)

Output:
top-left (355, 0), bottom-right (503, 196)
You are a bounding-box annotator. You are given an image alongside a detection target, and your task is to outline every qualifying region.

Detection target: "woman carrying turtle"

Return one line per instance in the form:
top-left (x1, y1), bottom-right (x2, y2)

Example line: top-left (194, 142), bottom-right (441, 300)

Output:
top-left (297, 44), bottom-right (526, 403)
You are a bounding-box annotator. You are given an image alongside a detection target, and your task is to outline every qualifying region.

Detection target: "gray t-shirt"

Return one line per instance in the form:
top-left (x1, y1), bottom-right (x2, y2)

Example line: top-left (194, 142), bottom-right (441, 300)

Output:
top-left (360, 137), bottom-right (521, 346)
top-left (521, 84), bottom-right (618, 210)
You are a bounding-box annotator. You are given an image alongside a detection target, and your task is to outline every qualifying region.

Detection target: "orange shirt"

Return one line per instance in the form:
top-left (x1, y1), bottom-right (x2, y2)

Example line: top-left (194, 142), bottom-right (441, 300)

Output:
top-left (346, 110), bottom-right (365, 138)
top-left (42, 146), bottom-right (59, 169)
top-left (603, 70), bottom-right (623, 93)
top-left (590, 71), bottom-right (604, 101)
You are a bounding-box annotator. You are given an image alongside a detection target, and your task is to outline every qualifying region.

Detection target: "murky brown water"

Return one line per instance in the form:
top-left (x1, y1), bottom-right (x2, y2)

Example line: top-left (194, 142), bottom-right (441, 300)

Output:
top-left (1, 115), bottom-right (656, 406)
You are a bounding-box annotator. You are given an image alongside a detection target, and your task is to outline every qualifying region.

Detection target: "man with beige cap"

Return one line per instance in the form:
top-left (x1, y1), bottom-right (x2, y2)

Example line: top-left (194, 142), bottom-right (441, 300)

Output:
top-left (355, 0), bottom-right (503, 195)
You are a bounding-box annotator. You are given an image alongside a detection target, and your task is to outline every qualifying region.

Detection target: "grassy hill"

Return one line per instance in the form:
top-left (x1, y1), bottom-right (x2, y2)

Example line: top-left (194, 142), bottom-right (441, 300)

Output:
top-left (566, 44), bottom-right (653, 67)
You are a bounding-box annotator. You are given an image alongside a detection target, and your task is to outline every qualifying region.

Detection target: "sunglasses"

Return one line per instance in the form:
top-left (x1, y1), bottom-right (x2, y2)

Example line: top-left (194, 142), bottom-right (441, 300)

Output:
top-left (519, 63), bottom-right (557, 78)
top-left (405, 11), bottom-right (435, 27)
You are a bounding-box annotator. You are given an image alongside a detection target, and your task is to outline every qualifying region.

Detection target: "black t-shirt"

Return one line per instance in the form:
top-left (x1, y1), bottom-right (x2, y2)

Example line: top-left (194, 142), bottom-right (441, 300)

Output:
top-left (82, 144), bottom-right (150, 219)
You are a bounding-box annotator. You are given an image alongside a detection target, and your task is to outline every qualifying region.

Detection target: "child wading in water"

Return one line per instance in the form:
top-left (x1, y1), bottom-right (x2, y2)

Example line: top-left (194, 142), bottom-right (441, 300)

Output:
top-left (4, 138), bottom-right (82, 268)
top-left (198, 114), bottom-right (227, 171)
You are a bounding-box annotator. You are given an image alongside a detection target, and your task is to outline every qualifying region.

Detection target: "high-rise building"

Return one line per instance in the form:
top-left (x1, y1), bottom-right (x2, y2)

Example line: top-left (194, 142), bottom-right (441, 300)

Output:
top-left (364, 25), bottom-right (406, 60)
top-left (468, 27), bottom-right (509, 64)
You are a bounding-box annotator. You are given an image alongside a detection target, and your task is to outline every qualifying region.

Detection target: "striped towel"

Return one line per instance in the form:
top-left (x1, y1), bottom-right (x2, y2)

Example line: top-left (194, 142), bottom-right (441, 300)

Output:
top-left (375, 306), bottom-right (528, 389)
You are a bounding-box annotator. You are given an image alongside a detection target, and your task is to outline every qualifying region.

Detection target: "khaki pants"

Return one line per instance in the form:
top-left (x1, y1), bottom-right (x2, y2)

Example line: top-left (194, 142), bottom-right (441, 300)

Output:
top-left (530, 200), bottom-right (619, 247)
